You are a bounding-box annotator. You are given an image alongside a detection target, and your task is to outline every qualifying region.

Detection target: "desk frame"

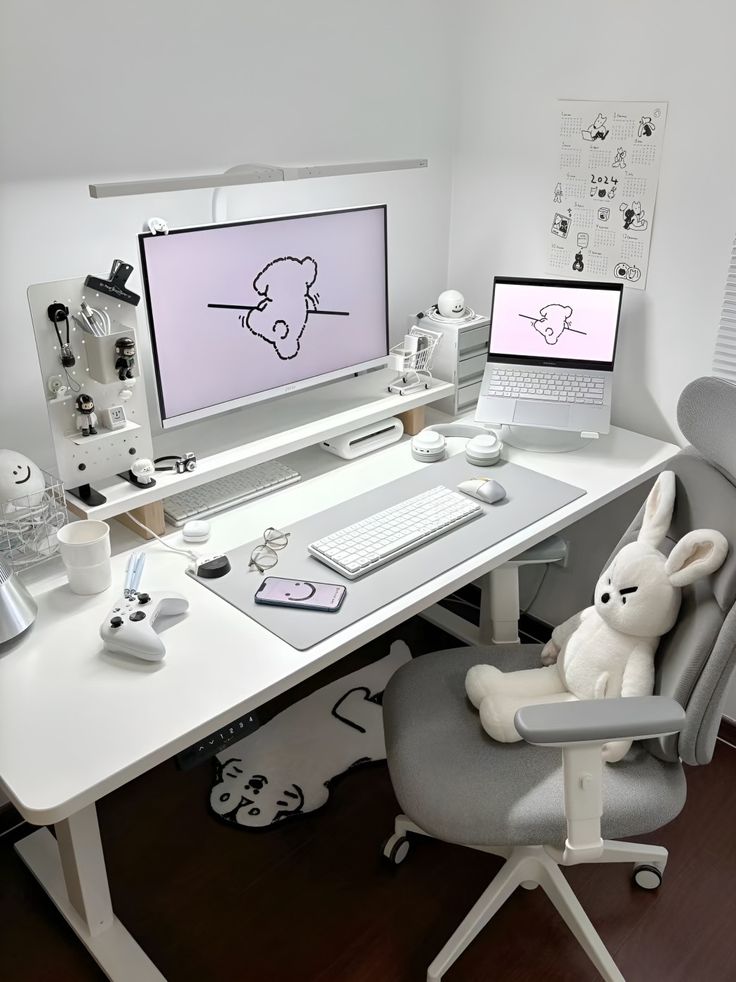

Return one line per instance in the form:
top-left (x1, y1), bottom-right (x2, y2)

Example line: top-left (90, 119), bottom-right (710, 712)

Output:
top-left (17, 807), bottom-right (164, 980)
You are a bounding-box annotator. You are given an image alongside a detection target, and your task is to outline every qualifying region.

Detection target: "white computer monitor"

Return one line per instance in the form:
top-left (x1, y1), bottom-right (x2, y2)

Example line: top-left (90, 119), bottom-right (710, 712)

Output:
top-left (139, 205), bottom-right (389, 428)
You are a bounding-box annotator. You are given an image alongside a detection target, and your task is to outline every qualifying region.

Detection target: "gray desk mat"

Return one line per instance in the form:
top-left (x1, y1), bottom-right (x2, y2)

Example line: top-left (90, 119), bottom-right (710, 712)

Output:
top-left (188, 455), bottom-right (584, 650)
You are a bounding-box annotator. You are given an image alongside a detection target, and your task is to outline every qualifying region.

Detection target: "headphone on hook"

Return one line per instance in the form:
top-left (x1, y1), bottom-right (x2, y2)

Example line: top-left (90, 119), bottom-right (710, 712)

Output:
top-left (411, 424), bottom-right (503, 465)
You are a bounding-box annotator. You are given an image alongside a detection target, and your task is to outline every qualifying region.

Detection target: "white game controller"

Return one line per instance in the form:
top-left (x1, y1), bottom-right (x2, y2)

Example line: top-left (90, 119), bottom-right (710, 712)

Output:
top-left (100, 591), bottom-right (189, 662)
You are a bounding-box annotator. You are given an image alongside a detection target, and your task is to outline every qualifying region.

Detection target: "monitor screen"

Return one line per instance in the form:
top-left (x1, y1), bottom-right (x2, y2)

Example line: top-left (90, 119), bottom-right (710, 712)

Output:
top-left (488, 277), bottom-right (623, 371)
top-left (139, 205), bottom-right (389, 427)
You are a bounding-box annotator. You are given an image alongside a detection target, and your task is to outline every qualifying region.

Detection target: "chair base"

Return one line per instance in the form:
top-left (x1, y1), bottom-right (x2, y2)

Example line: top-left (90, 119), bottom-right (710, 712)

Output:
top-left (383, 815), bottom-right (667, 982)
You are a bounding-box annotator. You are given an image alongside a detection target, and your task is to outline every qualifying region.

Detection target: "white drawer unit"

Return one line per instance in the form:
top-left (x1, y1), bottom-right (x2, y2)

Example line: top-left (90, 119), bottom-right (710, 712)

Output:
top-left (419, 313), bottom-right (490, 417)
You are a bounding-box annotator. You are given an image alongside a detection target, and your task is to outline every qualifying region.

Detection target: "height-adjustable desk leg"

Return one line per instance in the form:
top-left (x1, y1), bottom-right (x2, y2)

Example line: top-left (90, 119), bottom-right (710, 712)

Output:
top-left (15, 803), bottom-right (165, 981)
top-left (484, 566), bottom-right (521, 645)
top-left (419, 565), bottom-right (522, 649)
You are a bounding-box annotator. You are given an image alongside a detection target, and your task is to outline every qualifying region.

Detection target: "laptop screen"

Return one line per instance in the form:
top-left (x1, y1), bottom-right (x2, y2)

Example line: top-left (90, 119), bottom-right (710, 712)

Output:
top-left (488, 277), bottom-right (623, 371)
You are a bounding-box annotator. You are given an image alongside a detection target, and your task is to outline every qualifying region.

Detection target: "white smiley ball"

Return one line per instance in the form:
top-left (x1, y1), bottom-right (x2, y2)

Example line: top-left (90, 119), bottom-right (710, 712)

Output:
top-left (0, 450), bottom-right (46, 512)
top-left (437, 289), bottom-right (466, 318)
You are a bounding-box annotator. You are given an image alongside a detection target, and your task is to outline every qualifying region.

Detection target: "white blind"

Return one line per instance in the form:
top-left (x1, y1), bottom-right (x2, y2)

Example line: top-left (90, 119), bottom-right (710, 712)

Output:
top-left (713, 237), bottom-right (736, 382)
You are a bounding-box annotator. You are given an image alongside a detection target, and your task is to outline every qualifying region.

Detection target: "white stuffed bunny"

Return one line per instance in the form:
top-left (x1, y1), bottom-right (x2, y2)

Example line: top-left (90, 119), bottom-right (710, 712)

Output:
top-left (465, 472), bottom-right (728, 762)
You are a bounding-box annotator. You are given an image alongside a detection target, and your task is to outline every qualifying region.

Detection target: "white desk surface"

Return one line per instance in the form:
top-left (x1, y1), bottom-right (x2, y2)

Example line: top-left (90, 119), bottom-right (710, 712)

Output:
top-left (0, 426), bottom-right (678, 824)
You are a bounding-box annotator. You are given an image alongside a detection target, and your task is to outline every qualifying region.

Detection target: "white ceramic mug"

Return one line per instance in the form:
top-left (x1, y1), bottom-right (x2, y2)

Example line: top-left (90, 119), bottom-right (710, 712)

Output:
top-left (57, 520), bottom-right (112, 595)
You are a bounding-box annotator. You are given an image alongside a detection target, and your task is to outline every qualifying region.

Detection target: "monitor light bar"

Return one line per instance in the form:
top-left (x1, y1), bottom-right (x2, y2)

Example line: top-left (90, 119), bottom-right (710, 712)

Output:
top-left (89, 158), bottom-right (428, 199)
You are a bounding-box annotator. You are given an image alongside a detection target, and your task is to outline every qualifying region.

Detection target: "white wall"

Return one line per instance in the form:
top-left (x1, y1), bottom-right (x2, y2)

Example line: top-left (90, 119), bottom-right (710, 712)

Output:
top-left (448, 0), bottom-right (736, 445)
top-left (0, 0), bottom-right (457, 465)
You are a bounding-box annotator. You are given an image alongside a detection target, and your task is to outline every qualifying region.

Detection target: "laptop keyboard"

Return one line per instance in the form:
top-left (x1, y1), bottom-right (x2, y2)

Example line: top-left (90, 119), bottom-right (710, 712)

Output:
top-left (487, 369), bottom-right (605, 405)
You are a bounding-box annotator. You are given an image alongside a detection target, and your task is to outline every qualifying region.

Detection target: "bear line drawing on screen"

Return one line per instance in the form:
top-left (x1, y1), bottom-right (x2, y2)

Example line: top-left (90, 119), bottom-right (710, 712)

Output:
top-left (518, 304), bottom-right (587, 346)
top-left (207, 255), bottom-right (349, 360)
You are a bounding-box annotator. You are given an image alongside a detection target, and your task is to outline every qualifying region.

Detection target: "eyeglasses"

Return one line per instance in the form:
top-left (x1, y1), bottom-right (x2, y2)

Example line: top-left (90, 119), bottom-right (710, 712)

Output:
top-left (248, 527), bottom-right (290, 573)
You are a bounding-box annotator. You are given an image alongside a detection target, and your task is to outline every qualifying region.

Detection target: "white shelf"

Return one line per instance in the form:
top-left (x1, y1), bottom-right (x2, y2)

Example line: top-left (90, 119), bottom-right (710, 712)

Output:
top-left (66, 421), bottom-right (140, 446)
top-left (67, 369), bottom-right (454, 520)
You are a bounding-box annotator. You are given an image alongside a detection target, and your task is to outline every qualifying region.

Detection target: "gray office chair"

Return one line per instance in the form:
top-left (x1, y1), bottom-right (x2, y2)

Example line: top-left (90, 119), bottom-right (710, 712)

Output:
top-left (381, 376), bottom-right (736, 982)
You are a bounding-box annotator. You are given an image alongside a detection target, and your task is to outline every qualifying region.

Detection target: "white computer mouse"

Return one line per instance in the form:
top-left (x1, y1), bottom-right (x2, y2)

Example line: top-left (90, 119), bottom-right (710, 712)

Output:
top-left (457, 478), bottom-right (507, 504)
top-left (183, 520), bottom-right (211, 543)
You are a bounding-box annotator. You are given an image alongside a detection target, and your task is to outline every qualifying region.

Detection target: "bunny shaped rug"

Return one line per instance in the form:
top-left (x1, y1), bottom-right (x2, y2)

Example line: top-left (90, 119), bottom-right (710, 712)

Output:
top-left (465, 472), bottom-right (728, 762)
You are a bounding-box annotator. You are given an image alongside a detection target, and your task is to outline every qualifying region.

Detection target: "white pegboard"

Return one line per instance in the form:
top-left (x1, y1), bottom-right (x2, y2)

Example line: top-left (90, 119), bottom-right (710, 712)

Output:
top-left (27, 277), bottom-right (154, 493)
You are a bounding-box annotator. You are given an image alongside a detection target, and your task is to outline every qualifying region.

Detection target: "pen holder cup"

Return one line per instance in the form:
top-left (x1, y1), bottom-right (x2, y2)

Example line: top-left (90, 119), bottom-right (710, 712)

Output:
top-left (86, 328), bottom-right (139, 385)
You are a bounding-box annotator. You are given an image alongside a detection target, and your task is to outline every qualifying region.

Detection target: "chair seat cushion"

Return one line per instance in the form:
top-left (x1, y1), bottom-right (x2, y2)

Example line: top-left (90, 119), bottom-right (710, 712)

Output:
top-left (383, 645), bottom-right (687, 847)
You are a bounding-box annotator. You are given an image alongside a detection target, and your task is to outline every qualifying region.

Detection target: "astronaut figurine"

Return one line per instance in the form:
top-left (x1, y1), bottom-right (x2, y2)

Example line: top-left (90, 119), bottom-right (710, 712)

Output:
top-left (114, 336), bottom-right (136, 381)
top-left (75, 394), bottom-right (98, 436)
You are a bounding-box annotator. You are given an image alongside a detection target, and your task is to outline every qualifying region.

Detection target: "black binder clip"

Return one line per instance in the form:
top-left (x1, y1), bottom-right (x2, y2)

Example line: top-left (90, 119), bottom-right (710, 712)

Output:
top-left (85, 259), bottom-right (140, 307)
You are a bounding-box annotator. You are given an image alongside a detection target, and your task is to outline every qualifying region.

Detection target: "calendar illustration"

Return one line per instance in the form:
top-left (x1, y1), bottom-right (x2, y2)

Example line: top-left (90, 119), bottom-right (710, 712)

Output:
top-left (548, 100), bottom-right (667, 290)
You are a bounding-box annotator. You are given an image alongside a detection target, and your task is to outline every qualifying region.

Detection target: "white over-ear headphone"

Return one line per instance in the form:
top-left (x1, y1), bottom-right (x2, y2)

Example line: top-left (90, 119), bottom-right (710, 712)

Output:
top-left (411, 424), bottom-right (503, 465)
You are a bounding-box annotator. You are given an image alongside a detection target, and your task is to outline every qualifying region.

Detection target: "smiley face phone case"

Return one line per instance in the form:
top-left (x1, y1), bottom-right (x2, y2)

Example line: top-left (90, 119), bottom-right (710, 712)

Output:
top-left (254, 576), bottom-right (347, 612)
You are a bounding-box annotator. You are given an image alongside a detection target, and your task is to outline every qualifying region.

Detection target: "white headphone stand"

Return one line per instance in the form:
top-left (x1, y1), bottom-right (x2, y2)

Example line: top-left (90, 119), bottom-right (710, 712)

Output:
top-left (500, 424), bottom-right (597, 454)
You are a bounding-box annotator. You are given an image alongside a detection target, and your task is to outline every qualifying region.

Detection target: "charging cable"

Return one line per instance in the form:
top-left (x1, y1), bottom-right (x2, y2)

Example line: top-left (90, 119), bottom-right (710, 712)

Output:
top-left (122, 513), bottom-right (230, 579)
top-left (123, 512), bottom-right (198, 565)
top-left (418, 305), bottom-right (477, 326)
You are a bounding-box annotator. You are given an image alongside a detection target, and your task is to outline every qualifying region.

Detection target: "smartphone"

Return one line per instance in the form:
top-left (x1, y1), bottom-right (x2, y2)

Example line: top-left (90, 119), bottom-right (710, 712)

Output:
top-left (254, 576), bottom-right (347, 612)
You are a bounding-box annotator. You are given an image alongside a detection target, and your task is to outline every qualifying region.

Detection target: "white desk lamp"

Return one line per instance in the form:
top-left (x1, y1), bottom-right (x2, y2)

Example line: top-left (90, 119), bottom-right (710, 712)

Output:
top-left (0, 560), bottom-right (37, 643)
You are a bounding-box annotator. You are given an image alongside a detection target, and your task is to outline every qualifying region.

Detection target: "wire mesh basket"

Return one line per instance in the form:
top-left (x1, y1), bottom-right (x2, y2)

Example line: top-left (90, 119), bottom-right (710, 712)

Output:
top-left (0, 470), bottom-right (68, 571)
top-left (388, 326), bottom-right (442, 394)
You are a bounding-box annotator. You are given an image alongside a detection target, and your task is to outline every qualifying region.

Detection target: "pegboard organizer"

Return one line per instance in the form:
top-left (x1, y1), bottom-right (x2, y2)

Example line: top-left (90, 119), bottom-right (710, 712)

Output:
top-left (28, 277), bottom-right (155, 503)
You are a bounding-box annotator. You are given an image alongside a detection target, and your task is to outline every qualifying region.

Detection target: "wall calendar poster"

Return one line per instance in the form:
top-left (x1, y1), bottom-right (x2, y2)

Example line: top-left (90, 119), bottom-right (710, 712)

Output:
top-left (549, 100), bottom-right (667, 289)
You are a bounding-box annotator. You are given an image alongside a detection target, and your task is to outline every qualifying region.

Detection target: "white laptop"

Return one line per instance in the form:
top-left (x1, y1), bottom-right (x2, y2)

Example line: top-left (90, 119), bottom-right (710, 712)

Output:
top-left (476, 276), bottom-right (623, 435)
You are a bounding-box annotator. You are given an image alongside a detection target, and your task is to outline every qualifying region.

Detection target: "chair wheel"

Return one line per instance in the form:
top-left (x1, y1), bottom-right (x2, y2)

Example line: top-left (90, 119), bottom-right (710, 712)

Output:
top-left (633, 864), bottom-right (663, 889)
top-left (382, 833), bottom-right (410, 866)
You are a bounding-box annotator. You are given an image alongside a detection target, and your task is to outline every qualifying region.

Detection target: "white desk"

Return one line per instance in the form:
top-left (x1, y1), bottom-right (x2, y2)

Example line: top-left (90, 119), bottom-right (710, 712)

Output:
top-left (0, 425), bottom-right (678, 980)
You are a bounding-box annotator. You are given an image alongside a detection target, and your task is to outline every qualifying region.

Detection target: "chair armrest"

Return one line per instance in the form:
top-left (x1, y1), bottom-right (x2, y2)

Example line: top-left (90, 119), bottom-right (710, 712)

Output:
top-left (515, 696), bottom-right (685, 747)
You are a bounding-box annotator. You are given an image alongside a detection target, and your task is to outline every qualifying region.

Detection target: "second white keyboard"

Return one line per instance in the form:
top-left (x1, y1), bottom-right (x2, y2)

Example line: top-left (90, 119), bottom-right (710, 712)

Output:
top-left (308, 485), bottom-right (483, 579)
top-left (164, 460), bottom-right (301, 526)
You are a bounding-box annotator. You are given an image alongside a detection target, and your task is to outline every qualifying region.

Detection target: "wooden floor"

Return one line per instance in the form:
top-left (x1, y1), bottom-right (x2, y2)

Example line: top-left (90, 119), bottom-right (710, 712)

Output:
top-left (3, 618), bottom-right (736, 982)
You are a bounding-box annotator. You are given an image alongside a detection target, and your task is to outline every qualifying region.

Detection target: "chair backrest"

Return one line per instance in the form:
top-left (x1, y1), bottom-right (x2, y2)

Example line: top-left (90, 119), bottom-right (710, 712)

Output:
top-left (604, 377), bottom-right (736, 765)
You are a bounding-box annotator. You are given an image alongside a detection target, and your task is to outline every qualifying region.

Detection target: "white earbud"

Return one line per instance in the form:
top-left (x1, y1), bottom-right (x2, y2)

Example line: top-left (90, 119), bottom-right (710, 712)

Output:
top-left (411, 424), bottom-right (502, 465)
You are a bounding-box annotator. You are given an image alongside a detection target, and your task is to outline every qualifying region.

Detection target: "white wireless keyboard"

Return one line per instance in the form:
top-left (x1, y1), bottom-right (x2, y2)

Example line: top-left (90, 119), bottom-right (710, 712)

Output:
top-left (164, 460), bottom-right (301, 526)
top-left (309, 485), bottom-right (483, 579)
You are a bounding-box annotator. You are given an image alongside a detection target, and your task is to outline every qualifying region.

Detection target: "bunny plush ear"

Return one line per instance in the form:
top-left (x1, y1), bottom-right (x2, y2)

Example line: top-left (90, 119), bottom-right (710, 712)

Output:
top-left (665, 530), bottom-right (729, 587)
top-left (638, 471), bottom-right (676, 547)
